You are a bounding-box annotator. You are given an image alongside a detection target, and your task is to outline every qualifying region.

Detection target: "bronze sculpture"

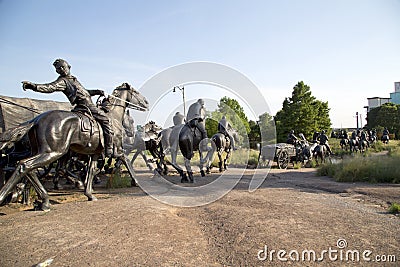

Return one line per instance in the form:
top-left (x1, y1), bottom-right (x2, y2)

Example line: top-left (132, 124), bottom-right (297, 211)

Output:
top-left (178, 99), bottom-right (213, 182)
top-left (22, 59), bottom-right (115, 157)
top-left (0, 82), bottom-right (149, 210)
top-left (213, 116), bottom-right (239, 172)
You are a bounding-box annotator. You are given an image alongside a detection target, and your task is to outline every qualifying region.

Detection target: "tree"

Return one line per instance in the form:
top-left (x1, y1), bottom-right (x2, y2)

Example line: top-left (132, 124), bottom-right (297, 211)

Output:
top-left (274, 81), bottom-right (331, 142)
top-left (205, 97), bottom-right (250, 147)
top-left (218, 97), bottom-right (250, 134)
top-left (366, 102), bottom-right (400, 138)
top-left (258, 111), bottom-right (276, 145)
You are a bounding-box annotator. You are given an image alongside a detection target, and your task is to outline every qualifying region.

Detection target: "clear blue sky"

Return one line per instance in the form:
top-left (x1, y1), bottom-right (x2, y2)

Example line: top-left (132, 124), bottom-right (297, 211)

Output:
top-left (1, 0), bottom-right (399, 128)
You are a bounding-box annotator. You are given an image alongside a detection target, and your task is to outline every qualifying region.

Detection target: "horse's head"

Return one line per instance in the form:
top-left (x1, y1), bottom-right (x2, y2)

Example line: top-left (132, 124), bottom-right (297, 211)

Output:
top-left (113, 82), bottom-right (149, 111)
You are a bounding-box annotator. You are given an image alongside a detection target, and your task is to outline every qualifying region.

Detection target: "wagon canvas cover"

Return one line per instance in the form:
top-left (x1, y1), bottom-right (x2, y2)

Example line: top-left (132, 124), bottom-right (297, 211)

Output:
top-left (0, 95), bottom-right (72, 133)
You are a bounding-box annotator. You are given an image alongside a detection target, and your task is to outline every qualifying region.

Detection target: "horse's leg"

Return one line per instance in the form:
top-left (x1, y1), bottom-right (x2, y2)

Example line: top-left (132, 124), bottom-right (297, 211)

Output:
top-left (169, 148), bottom-right (186, 180)
top-left (183, 157), bottom-right (194, 183)
top-left (130, 150), bottom-right (141, 166)
top-left (53, 159), bottom-right (65, 190)
top-left (0, 167), bottom-right (25, 205)
top-left (25, 172), bottom-right (50, 211)
top-left (218, 149), bottom-right (223, 172)
top-left (158, 144), bottom-right (169, 175)
top-left (224, 148), bottom-right (232, 170)
top-left (0, 152), bottom-right (63, 208)
top-left (198, 150), bottom-right (206, 177)
top-left (140, 151), bottom-right (154, 171)
top-left (149, 147), bottom-right (163, 174)
top-left (84, 155), bottom-right (99, 201)
top-left (118, 154), bottom-right (137, 187)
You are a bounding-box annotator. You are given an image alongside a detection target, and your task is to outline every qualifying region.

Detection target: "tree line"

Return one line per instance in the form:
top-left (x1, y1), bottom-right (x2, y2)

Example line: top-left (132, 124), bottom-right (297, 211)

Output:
top-left (366, 102), bottom-right (400, 139)
top-left (206, 81), bottom-right (333, 148)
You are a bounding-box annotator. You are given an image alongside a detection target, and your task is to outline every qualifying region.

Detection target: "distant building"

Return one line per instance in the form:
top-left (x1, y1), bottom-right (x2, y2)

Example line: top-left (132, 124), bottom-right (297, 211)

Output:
top-left (364, 82), bottom-right (400, 112)
top-left (389, 82), bottom-right (400, 105)
top-left (364, 97), bottom-right (391, 113)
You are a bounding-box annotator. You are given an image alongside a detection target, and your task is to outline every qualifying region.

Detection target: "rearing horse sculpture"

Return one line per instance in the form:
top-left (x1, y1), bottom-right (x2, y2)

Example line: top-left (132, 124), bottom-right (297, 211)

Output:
top-left (0, 82), bottom-right (149, 210)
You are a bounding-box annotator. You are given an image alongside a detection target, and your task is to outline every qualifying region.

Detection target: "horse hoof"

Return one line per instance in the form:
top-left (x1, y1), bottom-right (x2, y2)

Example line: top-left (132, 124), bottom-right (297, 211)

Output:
top-left (88, 196), bottom-right (98, 201)
top-left (200, 170), bottom-right (205, 177)
top-left (181, 178), bottom-right (189, 183)
top-left (34, 201), bottom-right (50, 212)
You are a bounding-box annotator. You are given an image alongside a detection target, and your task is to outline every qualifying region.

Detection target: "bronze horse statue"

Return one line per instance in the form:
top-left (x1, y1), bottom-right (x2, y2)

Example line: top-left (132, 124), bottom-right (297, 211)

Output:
top-left (211, 129), bottom-right (239, 172)
top-left (313, 144), bottom-right (329, 165)
top-left (176, 124), bottom-right (213, 183)
top-left (127, 121), bottom-right (164, 172)
top-left (0, 82), bottom-right (149, 210)
top-left (381, 133), bottom-right (389, 144)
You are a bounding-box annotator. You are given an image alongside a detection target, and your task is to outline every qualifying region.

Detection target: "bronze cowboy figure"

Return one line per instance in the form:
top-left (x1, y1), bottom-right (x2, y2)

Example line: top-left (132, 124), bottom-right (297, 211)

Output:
top-left (22, 59), bottom-right (115, 157)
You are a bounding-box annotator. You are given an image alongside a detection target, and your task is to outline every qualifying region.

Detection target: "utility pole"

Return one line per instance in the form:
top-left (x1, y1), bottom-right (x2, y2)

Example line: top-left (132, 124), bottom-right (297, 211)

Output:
top-left (173, 86), bottom-right (186, 116)
top-left (356, 112), bottom-right (359, 130)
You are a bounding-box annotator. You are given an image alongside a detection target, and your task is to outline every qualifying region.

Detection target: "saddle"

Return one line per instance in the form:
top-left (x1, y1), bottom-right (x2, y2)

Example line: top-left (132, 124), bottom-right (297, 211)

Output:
top-left (72, 107), bottom-right (103, 148)
top-left (72, 106), bottom-right (96, 134)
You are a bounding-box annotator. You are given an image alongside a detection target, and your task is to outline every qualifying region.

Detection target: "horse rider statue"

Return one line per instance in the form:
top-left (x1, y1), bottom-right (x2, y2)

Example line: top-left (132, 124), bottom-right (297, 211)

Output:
top-left (360, 130), bottom-right (370, 147)
top-left (186, 99), bottom-right (208, 148)
top-left (173, 111), bottom-right (185, 126)
top-left (340, 129), bottom-right (348, 139)
top-left (317, 130), bottom-right (334, 155)
top-left (312, 131), bottom-right (320, 143)
top-left (22, 58), bottom-right (115, 157)
top-left (218, 115), bottom-right (237, 150)
top-left (383, 127), bottom-right (389, 136)
top-left (286, 129), bottom-right (299, 145)
top-left (350, 130), bottom-right (356, 141)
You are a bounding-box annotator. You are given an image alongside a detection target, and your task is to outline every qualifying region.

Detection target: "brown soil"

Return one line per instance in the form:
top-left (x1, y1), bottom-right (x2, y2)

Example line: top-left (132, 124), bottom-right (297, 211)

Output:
top-left (0, 167), bottom-right (399, 266)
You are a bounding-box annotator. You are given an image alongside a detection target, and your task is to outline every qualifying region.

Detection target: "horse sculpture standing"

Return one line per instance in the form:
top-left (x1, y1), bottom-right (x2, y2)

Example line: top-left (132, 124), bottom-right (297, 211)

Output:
top-left (126, 121), bottom-right (163, 172)
top-left (0, 83), bottom-right (149, 210)
top-left (211, 129), bottom-right (239, 172)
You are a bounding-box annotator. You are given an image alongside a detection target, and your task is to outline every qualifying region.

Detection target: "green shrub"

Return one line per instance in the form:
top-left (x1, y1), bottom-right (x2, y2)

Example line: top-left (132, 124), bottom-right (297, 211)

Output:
top-left (106, 168), bottom-right (131, 188)
top-left (317, 153), bottom-right (400, 183)
top-left (388, 203), bottom-right (400, 214)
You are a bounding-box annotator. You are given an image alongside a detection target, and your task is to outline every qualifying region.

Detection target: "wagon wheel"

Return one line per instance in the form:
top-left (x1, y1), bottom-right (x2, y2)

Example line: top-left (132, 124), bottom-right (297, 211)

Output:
top-left (277, 150), bottom-right (289, 169)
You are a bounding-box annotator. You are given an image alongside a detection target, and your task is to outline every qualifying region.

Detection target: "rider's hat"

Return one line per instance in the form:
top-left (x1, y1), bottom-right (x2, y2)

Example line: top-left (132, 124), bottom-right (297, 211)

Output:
top-left (53, 58), bottom-right (71, 69)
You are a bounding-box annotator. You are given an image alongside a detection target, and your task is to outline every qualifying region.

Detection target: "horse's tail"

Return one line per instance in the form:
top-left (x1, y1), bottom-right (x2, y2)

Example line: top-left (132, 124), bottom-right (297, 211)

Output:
top-left (179, 127), bottom-right (193, 160)
top-left (0, 122), bottom-right (35, 150)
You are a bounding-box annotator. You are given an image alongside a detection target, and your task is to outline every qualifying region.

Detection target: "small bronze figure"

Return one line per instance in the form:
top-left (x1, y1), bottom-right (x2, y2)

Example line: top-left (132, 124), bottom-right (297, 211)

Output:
top-left (22, 59), bottom-right (114, 157)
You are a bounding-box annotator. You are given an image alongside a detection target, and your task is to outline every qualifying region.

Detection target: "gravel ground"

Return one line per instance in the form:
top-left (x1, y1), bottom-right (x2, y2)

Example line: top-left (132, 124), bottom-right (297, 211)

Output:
top-left (0, 167), bottom-right (399, 266)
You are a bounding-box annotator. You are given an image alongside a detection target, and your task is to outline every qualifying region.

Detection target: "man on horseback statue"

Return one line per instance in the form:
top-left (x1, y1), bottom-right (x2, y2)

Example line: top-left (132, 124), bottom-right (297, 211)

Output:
top-left (382, 127), bottom-right (390, 143)
top-left (218, 116), bottom-right (237, 150)
top-left (173, 111), bottom-right (185, 126)
top-left (22, 59), bottom-right (115, 157)
top-left (186, 99), bottom-right (208, 149)
top-left (287, 130), bottom-right (299, 145)
top-left (317, 130), bottom-right (334, 155)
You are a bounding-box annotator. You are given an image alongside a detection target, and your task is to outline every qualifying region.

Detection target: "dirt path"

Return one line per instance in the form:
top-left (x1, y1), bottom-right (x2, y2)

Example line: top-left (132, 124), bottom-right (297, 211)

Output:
top-left (0, 168), bottom-right (399, 266)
